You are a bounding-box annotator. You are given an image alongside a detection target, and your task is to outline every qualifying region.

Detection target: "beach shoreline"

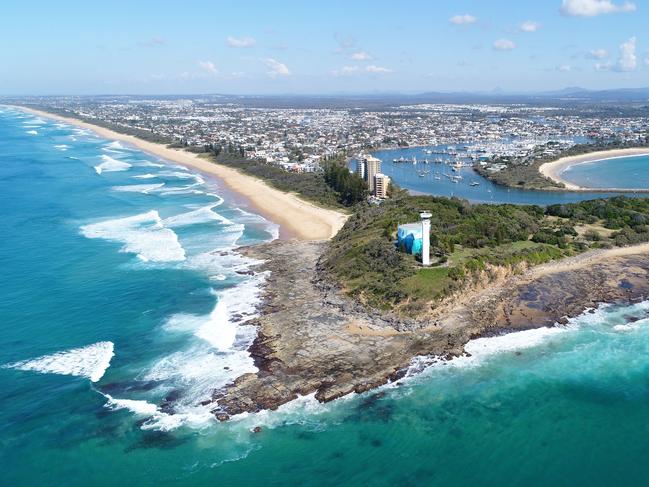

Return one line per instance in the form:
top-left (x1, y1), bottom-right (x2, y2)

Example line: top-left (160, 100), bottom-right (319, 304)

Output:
top-left (539, 148), bottom-right (649, 191)
top-left (10, 106), bottom-right (348, 241)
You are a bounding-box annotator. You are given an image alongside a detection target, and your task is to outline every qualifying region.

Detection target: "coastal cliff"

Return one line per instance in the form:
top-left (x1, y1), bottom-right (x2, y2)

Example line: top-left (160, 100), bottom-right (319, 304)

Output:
top-left (210, 239), bottom-right (649, 419)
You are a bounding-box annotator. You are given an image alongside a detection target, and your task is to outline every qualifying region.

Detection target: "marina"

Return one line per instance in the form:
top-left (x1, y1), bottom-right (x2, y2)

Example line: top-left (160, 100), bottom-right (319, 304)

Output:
top-left (371, 145), bottom-right (643, 205)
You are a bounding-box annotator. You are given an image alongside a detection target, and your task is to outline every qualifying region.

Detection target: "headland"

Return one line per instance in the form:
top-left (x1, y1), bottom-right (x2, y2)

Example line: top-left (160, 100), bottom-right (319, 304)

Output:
top-left (13, 105), bottom-right (649, 419)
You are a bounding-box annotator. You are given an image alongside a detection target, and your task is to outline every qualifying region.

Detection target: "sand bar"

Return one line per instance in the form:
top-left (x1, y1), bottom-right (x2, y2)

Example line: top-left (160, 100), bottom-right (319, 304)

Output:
top-left (11, 106), bottom-right (348, 240)
top-left (539, 148), bottom-right (649, 191)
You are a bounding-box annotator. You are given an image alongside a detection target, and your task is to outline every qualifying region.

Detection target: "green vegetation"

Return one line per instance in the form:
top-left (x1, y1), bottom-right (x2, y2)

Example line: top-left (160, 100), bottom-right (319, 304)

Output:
top-left (200, 144), bottom-right (365, 209)
top-left (323, 162), bottom-right (367, 206)
top-left (320, 194), bottom-right (649, 316)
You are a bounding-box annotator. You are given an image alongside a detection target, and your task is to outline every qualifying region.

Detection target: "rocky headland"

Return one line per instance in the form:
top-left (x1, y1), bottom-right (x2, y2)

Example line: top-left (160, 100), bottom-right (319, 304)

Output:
top-left (209, 240), bottom-right (649, 419)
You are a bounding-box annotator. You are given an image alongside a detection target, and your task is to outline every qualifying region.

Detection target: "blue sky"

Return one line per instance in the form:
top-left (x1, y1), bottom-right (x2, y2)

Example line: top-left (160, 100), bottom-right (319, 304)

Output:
top-left (1, 0), bottom-right (647, 94)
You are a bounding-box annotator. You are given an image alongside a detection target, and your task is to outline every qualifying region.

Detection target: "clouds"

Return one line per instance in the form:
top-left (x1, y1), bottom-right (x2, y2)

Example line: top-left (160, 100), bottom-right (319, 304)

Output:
top-left (588, 48), bottom-right (609, 59)
top-left (226, 36), bottom-right (256, 48)
top-left (197, 60), bottom-right (218, 75)
top-left (557, 64), bottom-right (572, 72)
top-left (520, 21), bottom-right (541, 32)
top-left (493, 39), bottom-right (516, 51)
top-left (617, 36), bottom-right (637, 71)
top-left (263, 58), bottom-right (290, 77)
top-left (449, 14), bottom-right (477, 25)
top-left (560, 0), bottom-right (636, 17)
top-left (365, 65), bottom-right (392, 73)
top-left (351, 51), bottom-right (372, 61)
top-left (331, 65), bottom-right (392, 76)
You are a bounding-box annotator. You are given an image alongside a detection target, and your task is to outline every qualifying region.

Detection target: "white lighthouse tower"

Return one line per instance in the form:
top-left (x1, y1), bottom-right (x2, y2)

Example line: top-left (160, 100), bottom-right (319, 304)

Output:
top-left (420, 211), bottom-right (432, 266)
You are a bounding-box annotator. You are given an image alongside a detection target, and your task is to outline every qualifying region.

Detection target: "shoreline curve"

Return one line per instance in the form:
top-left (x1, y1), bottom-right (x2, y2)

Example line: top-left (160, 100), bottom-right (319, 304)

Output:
top-left (9, 105), bottom-right (348, 241)
top-left (539, 148), bottom-right (649, 192)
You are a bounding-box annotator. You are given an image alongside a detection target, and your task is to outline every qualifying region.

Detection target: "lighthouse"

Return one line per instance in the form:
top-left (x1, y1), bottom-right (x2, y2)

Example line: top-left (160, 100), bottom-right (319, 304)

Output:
top-left (420, 211), bottom-right (432, 266)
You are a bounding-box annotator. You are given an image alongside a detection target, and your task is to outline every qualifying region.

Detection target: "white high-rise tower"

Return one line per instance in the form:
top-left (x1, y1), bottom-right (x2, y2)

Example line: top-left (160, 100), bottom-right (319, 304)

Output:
top-left (420, 211), bottom-right (431, 266)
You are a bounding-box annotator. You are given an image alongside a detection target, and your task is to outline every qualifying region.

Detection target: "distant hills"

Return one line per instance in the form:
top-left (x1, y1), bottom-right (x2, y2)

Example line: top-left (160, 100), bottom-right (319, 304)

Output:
top-left (5, 87), bottom-right (649, 109)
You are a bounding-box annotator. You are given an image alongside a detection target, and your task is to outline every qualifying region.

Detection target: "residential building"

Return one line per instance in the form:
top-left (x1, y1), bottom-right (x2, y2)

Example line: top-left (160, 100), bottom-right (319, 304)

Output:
top-left (374, 173), bottom-right (390, 199)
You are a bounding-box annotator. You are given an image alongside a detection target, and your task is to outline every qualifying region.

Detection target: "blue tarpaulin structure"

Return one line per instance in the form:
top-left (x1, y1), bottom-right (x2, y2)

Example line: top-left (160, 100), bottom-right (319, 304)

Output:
top-left (397, 223), bottom-right (423, 256)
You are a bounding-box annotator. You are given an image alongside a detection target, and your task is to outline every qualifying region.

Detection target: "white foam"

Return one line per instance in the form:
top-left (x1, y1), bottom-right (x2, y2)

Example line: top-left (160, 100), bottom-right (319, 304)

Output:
top-left (94, 155), bottom-right (132, 175)
top-left (399, 326), bottom-right (569, 384)
top-left (101, 392), bottom-right (213, 431)
top-left (133, 173), bottom-right (158, 180)
top-left (80, 210), bottom-right (186, 262)
top-left (112, 183), bottom-right (165, 194)
top-left (163, 204), bottom-right (239, 229)
top-left (106, 141), bottom-right (125, 150)
top-left (54, 144), bottom-right (69, 151)
top-left (26, 130), bottom-right (38, 135)
top-left (461, 327), bottom-right (566, 364)
top-left (104, 394), bottom-right (159, 416)
top-left (136, 160), bottom-right (166, 168)
top-left (138, 347), bottom-right (256, 431)
top-left (156, 170), bottom-right (202, 181)
top-left (204, 275), bottom-right (267, 345)
top-left (22, 117), bottom-right (45, 125)
top-left (613, 317), bottom-right (649, 332)
top-left (4, 342), bottom-right (114, 382)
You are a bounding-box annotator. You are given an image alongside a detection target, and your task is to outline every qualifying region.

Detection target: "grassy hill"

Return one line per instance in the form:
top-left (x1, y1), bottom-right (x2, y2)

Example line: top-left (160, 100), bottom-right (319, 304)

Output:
top-left (320, 194), bottom-right (649, 316)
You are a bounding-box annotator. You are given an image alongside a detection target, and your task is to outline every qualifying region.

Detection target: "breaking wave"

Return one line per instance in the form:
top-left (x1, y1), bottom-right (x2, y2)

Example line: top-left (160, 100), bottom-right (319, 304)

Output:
top-left (4, 342), bottom-right (114, 382)
top-left (94, 155), bottom-right (132, 175)
top-left (79, 210), bottom-right (186, 262)
top-left (111, 183), bottom-right (165, 194)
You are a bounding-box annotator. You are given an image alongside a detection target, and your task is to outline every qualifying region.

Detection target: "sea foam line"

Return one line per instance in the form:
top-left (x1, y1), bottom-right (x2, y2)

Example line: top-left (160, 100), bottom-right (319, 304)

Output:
top-left (94, 155), bottom-right (132, 175)
top-left (80, 210), bottom-right (186, 262)
top-left (4, 342), bottom-right (114, 382)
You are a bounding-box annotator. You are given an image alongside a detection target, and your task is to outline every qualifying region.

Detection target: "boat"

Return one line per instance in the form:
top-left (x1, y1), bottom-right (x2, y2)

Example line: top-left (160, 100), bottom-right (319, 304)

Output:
top-left (470, 181), bottom-right (480, 186)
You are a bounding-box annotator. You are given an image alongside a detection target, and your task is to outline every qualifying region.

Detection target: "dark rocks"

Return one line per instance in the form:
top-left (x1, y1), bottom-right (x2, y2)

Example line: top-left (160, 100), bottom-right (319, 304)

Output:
top-left (235, 269), bottom-right (255, 276)
top-left (209, 240), bottom-right (649, 420)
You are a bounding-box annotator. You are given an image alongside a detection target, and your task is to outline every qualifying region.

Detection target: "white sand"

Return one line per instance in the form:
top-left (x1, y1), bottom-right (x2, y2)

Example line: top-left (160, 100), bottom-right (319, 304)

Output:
top-left (539, 148), bottom-right (649, 191)
top-left (15, 107), bottom-right (348, 240)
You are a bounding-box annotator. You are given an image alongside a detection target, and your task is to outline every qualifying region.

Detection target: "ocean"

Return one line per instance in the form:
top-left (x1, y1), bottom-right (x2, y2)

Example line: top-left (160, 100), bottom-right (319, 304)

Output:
top-left (3, 108), bottom-right (649, 485)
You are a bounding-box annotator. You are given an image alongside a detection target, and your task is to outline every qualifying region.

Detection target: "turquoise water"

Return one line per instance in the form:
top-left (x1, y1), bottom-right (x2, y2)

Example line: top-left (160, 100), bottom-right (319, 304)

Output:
top-left (561, 154), bottom-right (649, 189)
top-left (372, 147), bottom-right (635, 204)
top-left (4, 109), bottom-right (649, 485)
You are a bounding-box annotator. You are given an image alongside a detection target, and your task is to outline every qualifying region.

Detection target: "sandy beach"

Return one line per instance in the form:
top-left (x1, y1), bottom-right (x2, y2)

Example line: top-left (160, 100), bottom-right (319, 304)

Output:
top-left (539, 148), bottom-right (649, 190)
top-left (14, 106), bottom-right (348, 241)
